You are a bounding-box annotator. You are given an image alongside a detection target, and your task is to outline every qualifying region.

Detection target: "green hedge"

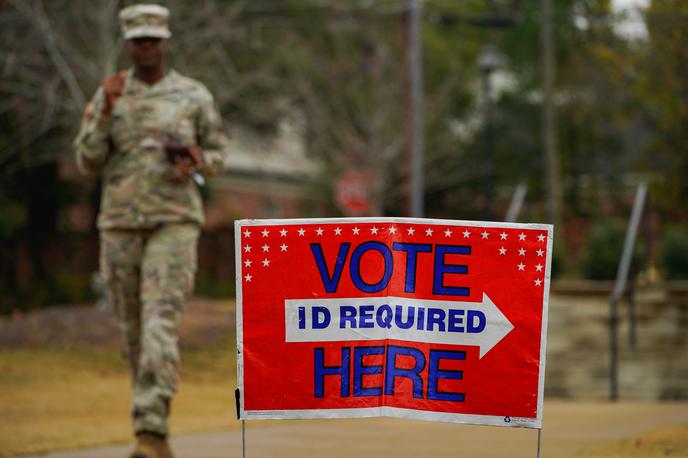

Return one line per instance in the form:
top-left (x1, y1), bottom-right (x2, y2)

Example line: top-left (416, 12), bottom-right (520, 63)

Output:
top-left (579, 221), bottom-right (645, 280)
top-left (660, 226), bottom-right (688, 279)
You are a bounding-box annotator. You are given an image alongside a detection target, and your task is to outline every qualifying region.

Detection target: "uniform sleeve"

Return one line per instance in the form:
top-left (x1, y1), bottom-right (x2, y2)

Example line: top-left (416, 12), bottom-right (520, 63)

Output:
top-left (74, 88), bottom-right (112, 175)
top-left (195, 87), bottom-right (229, 176)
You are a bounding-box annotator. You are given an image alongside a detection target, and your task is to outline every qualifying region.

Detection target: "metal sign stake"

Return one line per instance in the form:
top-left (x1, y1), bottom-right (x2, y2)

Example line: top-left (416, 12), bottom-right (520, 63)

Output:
top-left (241, 420), bottom-right (246, 458)
top-left (536, 428), bottom-right (542, 458)
top-left (235, 388), bottom-right (246, 458)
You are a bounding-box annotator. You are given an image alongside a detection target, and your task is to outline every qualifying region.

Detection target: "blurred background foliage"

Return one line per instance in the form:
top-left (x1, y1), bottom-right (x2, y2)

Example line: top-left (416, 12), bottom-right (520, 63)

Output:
top-left (660, 226), bottom-right (688, 280)
top-left (578, 220), bottom-right (645, 280)
top-left (1, 0), bottom-right (687, 312)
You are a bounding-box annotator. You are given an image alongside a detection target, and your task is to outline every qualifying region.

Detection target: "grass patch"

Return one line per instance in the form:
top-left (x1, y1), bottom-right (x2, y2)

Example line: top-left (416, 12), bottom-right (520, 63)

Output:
top-left (0, 338), bottom-right (237, 457)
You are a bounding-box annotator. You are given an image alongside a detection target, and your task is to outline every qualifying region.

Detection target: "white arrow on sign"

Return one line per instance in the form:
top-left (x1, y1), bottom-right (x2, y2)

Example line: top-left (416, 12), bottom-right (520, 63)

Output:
top-left (284, 293), bottom-right (514, 358)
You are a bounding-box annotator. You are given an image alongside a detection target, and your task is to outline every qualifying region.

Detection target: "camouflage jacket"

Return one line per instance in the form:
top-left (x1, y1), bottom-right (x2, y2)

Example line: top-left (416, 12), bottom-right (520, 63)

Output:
top-left (74, 69), bottom-right (228, 230)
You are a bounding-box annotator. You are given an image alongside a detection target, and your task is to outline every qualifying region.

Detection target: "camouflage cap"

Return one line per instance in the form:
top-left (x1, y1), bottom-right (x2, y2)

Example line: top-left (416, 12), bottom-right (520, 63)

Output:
top-left (119, 4), bottom-right (171, 40)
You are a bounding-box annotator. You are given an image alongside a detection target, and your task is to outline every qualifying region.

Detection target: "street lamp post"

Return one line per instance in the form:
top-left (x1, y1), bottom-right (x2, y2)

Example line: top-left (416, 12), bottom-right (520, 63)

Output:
top-left (478, 44), bottom-right (500, 220)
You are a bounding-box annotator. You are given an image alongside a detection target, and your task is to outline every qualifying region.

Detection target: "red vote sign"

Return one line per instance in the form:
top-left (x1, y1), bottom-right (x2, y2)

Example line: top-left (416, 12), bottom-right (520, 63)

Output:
top-left (235, 217), bottom-right (552, 428)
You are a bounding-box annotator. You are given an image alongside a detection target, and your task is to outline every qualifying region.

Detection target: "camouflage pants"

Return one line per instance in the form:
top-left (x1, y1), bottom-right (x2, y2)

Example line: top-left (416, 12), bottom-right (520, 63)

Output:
top-left (100, 223), bottom-right (199, 436)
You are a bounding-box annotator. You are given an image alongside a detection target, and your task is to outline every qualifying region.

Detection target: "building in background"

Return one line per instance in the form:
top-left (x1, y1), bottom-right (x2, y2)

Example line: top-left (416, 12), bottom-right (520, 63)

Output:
top-left (207, 118), bottom-right (324, 227)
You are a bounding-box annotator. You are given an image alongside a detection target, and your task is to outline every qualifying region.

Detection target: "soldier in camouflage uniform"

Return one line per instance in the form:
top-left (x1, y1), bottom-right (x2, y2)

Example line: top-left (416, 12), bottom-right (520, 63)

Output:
top-left (74, 5), bottom-right (228, 458)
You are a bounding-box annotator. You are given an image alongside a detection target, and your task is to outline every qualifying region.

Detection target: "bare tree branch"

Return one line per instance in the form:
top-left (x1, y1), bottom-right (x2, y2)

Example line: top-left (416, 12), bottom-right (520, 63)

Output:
top-left (12, 0), bottom-right (86, 109)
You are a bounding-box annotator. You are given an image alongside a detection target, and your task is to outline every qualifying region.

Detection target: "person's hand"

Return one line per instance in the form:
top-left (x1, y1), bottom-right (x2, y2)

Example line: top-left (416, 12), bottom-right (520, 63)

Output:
top-left (173, 145), bottom-right (204, 179)
top-left (101, 71), bottom-right (127, 116)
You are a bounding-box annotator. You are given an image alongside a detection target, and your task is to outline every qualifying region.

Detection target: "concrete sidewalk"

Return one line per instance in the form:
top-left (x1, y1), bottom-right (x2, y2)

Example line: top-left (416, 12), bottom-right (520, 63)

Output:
top-left (27, 401), bottom-right (688, 458)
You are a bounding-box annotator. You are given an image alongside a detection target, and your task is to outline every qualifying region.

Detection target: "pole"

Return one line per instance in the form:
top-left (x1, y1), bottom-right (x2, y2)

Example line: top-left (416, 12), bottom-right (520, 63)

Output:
top-left (536, 428), bottom-right (542, 458)
top-left (242, 420), bottom-right (246, 458)
top-left (610, 296), bottom-right (619, 400)
top-left (628, 275), bottom-right (637, 347)
top-left (609, 183), bottom-right (647, 400)
top-left (611, 183), bottom-right (647, 302)
top-left (505, 183), bottom-right (527, 222)
top-left (540, 0), bottom-right (561, 226)
top-left (408, 0), bottom-right (424, 217)
top-left (482, 65), bottom-right (494, 220)
top-left (235, 388), bottom-right (245, 457)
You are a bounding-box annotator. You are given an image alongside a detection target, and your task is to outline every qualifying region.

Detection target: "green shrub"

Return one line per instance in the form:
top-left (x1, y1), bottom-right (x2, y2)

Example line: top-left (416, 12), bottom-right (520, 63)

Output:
top-left (660, 226), bottom-right (688, 279)
top-left (579, 221), bottom-right (644, 280)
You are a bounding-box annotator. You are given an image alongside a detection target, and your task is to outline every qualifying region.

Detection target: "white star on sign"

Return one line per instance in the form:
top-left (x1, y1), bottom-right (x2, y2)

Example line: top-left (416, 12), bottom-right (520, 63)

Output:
top-left (534, 278), bottom-right (542, 286)
top-left (389, 226), bottom-right (397, 234)
top-left (518, 263), bottom-right (525, 271)
top-left (537, 249), bottom-right (544, 257)
top-left (280, 228), bottom-right (287, 237)
top-left (243, 230), bottom-right (251, 237)
top-left (499, 247), bottom-right (507, 255)
top-left (426, 228), bottom-right (434, 236)
top-left (519, 233), bottom-right (526, 241)
top-left (244, 245), bottom-right (252, 253)
top-left (407, 227), bottom-right (416, 235)
top-left (481, 230), bottom-right (489, 239)
top-left (463, 230), bottom-right (470, 238)
top-left (334, 227), bottom-right (342, 235)
top-left (262, 258), bottom-right (270, 267)
top-left (244, 260), bottom-right (252, 267)
top-left (371, 226), bottom-right (379, 234)
top-left (244, 274), bottom-right (252, 282)
top-left (444, 229), bottom-right (452, 237)
top-left (316, 228), bottom-right (324, 236)
top-left (500, 232), bottom-right (508, 240)
top-left (298, 228), bottom-right (305, 236)
top-left (353, 227), bottom-right (360, 235)
top-left (262, 244), bottom-right (270, 252)
top-left (280, 244), bottom-right (288, 252)
top-left (262, 229), bottom-right (269, 237)
top-left (538, 234), bottom-right (546, 242)
top-left (519, 248), bottom-right (526, 256)
top-left (536, 263), bottom-right (543, 272)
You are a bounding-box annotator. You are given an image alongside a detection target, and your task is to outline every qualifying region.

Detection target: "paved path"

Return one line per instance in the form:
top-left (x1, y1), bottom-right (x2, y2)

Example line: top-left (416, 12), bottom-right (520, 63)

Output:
top-left (27, 401), bottom-right (688, 458)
